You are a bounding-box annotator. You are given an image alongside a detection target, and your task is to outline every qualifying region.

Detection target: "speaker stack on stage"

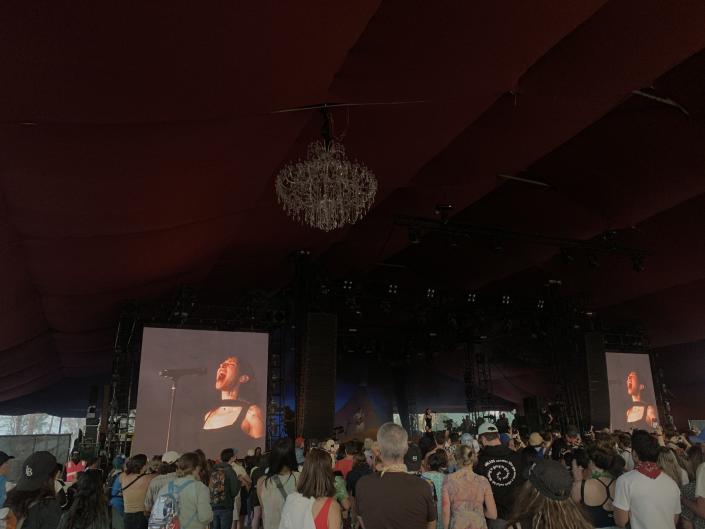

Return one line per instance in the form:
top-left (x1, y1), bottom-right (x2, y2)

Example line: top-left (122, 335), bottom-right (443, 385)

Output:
top-left (297, 313), bottom-right (338, 439)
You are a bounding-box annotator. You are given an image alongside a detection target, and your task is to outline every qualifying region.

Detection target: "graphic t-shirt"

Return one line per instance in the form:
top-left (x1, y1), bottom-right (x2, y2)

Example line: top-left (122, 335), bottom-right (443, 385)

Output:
top-left (356, 472), bottom-right (436, 529)
top-left (613, 469), bottom-right (680, 529)
top-left (475, 444), bottom-right (525, 519)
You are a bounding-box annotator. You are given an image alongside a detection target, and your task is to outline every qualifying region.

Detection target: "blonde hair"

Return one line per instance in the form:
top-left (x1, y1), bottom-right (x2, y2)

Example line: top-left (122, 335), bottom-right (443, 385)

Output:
top-left (658, 447), bottom-right (683, 487)
top-left (455, 445), bottom-right (477, 467)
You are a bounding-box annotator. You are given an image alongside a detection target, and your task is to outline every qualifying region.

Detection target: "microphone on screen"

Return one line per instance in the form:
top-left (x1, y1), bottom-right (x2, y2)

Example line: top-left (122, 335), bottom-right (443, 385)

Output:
top-left (159, 367), bottom-right (207, 378)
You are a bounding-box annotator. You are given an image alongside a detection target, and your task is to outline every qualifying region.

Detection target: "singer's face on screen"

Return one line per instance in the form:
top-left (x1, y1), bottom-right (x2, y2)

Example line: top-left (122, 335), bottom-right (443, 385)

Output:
top-left (626, 371), bottom-right (641, 397)
top-left (215, 356), bottom-right (243, 391)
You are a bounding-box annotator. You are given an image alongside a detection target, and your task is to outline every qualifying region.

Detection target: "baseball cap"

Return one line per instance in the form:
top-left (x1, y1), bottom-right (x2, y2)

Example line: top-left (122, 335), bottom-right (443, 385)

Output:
top-left (499, 433), bottom-right (511, 444)
top-left (478, 423), bottom-right (499, 436)
top-left (460, 433), bottom-right (473, 446)
top-left (528, 459), bottom-right (573, 501)
top-left (161, 451), bottom-right (180, 464)
top-left (404, 443), bottom-right (422, 472)
top-left (529, 432), bottom-right (544, 447)
top-left (16, 452), bottom-right (57, 492)
top-left (0, 452), bottom-right (14, 466)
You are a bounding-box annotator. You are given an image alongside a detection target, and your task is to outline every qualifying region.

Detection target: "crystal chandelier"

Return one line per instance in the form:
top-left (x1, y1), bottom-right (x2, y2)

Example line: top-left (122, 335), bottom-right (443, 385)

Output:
top-left (275, 116), bottom-right (377, 232)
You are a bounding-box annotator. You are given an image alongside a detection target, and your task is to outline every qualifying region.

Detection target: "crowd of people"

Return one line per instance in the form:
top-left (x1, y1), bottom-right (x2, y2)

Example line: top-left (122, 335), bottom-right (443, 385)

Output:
top-left (0, 421), bottom-right (703, 529)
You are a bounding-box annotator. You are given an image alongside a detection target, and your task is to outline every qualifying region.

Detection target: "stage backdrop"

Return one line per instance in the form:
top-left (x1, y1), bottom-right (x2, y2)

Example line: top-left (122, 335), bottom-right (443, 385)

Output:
top-left (606, 352), bottom-right (660, 431)
top-left (132, 328), bottom-right (268, 458)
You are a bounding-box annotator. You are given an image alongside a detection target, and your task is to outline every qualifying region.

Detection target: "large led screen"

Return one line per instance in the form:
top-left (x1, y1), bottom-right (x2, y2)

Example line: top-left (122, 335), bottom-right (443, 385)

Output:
top-left (132, 328), bottom-right (269, 458)
top-left (606, 352), bottom-right (660, 431)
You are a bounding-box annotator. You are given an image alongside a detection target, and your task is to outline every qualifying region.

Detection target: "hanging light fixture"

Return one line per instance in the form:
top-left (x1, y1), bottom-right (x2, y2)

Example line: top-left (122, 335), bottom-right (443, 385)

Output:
top-left (275, 109), bottom-right (377, 232)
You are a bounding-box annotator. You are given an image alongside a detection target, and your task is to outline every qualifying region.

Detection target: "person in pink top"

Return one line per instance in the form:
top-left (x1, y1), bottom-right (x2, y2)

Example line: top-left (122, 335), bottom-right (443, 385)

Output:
top-left (65, 450), bottom-right (86, 484)
top-left (442, 445), bottom-right (497, 529)
top-left (334, 443), bottom-right (356, 479)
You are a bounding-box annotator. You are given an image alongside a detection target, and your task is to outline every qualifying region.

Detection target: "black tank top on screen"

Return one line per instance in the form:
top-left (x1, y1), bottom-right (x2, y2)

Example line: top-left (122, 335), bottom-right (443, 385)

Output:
top-left (626, 401), bottom-right (652, 429)
top-left (198, 399), bottom-right (256, 453)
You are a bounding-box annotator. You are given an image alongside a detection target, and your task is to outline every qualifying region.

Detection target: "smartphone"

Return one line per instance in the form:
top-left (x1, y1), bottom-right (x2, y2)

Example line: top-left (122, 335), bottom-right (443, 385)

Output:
top-left (653, 420), bottom-right (659, 428)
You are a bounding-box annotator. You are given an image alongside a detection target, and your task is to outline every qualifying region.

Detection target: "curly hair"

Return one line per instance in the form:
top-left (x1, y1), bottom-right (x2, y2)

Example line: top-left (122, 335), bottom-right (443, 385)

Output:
top-left (61, 471), bottom-right (109, 529)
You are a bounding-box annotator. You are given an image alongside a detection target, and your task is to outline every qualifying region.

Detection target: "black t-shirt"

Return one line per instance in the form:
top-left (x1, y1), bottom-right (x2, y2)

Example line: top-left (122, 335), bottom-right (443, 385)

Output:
top-left (356, 472), bottom-right (436, 529)
top-left (475, 444), bottom-right (525, 520)
top-left (346, 466), bottom-right (371, 497)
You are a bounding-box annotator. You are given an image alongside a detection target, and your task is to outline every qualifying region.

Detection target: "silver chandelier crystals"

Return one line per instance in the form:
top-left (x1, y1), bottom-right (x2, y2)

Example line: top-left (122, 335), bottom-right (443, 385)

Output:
top-left (275, 138), bottom-right (378, 232)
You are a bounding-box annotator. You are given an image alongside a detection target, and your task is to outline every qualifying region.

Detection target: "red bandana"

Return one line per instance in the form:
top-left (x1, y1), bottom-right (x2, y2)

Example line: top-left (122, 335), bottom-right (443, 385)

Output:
top-left (636, 461), bottom-right (661, 479)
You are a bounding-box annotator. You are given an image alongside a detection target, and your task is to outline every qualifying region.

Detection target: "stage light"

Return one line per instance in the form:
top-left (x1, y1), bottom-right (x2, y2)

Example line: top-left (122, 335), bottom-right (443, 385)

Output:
top-left (343, 280), bottom-right (353, 291)
top-left (537, 299), bottom-right (545, 309)
top-left (467, 293), bottom-right (477, 303)
top-left (426, 288), bottom-right (436, 299)
top-left (502, 295), bottom-right (511, 305)
top-left (388, 283), bottom-right (399, 295)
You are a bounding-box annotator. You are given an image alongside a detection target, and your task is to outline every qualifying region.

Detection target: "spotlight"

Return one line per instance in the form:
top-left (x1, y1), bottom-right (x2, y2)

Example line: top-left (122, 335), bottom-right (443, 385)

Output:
top-left (537, 299), bottom-right (545, 309)
top-left (467, 293), bottom-right (477, 303)
top-left (502, 295), bottom-right (511, 305)
top-left (343, 280), bottom-right (353, 291)
top-left (388, 283), bottom-right (399, 295)
top-left (426, 288), bottom-right (436, 299)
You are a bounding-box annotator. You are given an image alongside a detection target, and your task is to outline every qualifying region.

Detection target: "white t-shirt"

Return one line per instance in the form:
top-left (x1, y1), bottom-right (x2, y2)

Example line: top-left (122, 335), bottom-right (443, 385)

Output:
top-left (696, 462), bottom-right (705, 498)
top-left (613, 470), bottom-right (681, 529)
top-left (681, 467), bottom-right (690, 486)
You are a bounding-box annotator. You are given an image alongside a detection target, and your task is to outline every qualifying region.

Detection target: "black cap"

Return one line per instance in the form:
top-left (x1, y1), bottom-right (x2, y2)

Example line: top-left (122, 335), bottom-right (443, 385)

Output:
top-left (0, 452), bottom-right (14, 466)
top-left (404, 443), bottom-right (422, 472)
top-left (528, 459), bottom-right (573, 501)
top-left (16, 452), bottom-right (57, 492)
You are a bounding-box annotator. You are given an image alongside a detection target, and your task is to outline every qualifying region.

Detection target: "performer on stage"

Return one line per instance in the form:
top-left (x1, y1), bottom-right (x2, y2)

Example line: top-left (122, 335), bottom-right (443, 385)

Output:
top-left (201, 356), bottom-right (264, 444)
top-left (424, 408), bottom-right (433, 431)
top-left (625, 370), bottom-right (657, 429)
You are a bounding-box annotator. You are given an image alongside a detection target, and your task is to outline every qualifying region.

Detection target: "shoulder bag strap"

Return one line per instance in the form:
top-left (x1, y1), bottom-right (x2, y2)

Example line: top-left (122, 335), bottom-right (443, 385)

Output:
top-left (120, 474), bottom-right (145, 496)
top-left (272, 475), bottom-right (289, 501)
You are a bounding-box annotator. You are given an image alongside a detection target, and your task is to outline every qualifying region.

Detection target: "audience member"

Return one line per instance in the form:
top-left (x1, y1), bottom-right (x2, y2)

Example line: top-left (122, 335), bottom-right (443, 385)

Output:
top-left (144, 451), bottom-right (180, 513)
top-left (152, 453), bottom-right (212, 529)
top-left (249, 454), bottom-right (268, 529)
top-left (6, 452), bottom-right (62, 529)
top-left (119, 454), bottom-right (153, 529)
top-left (570, 447), bottom-right (618, 528)
top-left (442, 445), bottom-right (496, 529)
top-left (682, 443), bottom-right (705, 528)
top-left (475, 423), bottom-right (524, 524)
top-left (506, 459), bottom-right (592, 529)
top-left (0, 452), bottom-right (13, 508)
top-left (335, 443), bottom-right (356, 479)
top-left (613, 430), bottom-right (681, 529)
top-left (257, 439), bottom-right (300, 529)
top-left (356, 422), bottom-right (436, 529)
top-left (209, 449), bottom-right (241, 529)
top-left (279, 447), bottom-right (341, 529)
top-left (57, 470), bottom-right (109, 529)
top-left (421, 450), bottom-right (447, 529)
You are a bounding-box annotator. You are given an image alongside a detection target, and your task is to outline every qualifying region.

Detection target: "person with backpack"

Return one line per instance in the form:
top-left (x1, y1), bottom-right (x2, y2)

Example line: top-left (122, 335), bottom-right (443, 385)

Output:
top-left (209, 449), bottom-right (240, 529)
top-left (5, 451), bottom-right (62, 529)
top-left (57, 470), bottom-right (110, 529)
top-left (256, 439), bottom-right (299, 529)
top-left (149, 453), bottom-right (212, 529)
top-left (106, 456), bottom-right (125, 529)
